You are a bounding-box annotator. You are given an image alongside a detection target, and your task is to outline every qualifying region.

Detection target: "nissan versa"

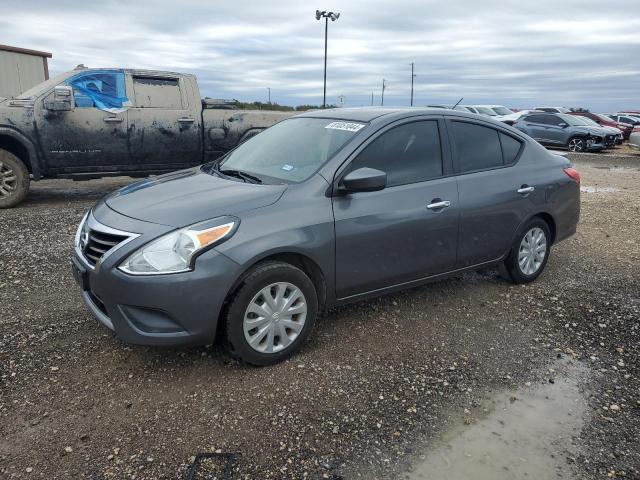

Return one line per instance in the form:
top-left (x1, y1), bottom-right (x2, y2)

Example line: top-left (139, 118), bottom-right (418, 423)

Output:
top-left (72, 108), bottom-right (580, 365)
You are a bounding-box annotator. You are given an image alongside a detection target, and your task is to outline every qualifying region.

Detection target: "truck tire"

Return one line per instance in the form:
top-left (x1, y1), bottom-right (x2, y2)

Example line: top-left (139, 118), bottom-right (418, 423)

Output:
top-left (0, 149), bottom-right (30, 208)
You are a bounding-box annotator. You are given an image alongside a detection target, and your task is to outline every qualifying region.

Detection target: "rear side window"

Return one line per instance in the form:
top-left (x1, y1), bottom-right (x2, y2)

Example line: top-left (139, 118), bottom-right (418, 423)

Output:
top-left (499, 133), bottom-right (523, 164)
top-left (450, 121), bottom-right (502, 172)
top-left (133, 77), bottom-right (183, 108)
top-left (524, 114), bottom-right (547, 124)
top-left (349, 121), bottom-right (443, 187)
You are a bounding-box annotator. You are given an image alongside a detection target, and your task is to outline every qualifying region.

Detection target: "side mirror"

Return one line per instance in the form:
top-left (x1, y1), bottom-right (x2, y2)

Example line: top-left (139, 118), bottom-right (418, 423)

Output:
top-left (45, 85), bottom-right (73, 111)
top-left (340, 167), bottom-right (387, 193)
top-left (558, 122), bottom-right (568, 128)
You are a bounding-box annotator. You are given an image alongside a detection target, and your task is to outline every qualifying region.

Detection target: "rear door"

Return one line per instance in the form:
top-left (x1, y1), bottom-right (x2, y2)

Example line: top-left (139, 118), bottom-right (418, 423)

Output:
top-left (333, 118), bottom-right (459, 298)
top-left (127, 74), bottom-right (202, 171)
top-left (447, 119), bottom-right (538, 267)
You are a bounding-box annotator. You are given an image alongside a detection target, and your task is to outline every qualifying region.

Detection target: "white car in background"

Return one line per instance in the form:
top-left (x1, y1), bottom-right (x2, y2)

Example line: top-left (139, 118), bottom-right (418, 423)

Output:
top-left (473, 105), bottom-right (514, 121)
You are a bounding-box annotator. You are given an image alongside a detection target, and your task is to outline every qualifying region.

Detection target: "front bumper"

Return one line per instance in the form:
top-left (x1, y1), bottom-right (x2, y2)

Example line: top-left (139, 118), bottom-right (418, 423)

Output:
top-left (72, 205), bottom-right (243, 346)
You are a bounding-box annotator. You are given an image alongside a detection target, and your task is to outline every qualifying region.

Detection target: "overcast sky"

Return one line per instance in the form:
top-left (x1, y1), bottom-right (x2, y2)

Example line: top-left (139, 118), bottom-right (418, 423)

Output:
top-left (1, 0), bottom-right (639, 110)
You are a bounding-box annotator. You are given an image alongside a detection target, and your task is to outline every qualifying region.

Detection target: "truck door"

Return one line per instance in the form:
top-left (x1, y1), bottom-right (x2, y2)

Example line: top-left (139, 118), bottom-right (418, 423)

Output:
top-left (37, 69), bottom-right (130, 173)
top-left (127, 74), bottom-right (202, 171)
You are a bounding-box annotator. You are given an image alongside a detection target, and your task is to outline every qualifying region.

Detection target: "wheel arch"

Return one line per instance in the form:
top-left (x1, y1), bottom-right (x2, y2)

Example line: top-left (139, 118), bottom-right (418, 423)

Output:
top-left (510, 211), bottom-right (557, 250)
top-left (0, 128), bottom-right (41, 178)
top-left (217, 251), bottom-right (329, 340)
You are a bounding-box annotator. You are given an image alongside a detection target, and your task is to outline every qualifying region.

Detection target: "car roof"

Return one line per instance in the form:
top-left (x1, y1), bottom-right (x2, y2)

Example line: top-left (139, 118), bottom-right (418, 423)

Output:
top-left (296, 107), bottom-right (467, 122)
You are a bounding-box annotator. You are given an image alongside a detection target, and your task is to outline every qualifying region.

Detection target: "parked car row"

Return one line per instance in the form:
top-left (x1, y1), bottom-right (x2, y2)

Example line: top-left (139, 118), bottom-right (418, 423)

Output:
top-left (430, 104), bottom-right (639, 153)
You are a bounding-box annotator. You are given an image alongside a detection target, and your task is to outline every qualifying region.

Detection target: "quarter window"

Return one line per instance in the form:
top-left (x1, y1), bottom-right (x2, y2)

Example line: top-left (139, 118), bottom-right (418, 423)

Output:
top-left (450, 121), bottom-right (503, 172)
top-left (349, 121), bottom-right (443, 187)
top-left (133, 77), bottom-right (183, 108)
top-left (499, 133), bottom-right (523, 164)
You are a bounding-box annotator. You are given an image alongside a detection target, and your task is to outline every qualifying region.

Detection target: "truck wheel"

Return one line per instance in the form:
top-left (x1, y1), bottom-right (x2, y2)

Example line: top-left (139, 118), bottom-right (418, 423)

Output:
top-left (0, 150), bottom-right (30, 208)
top-left (223, 261), bottom-right (318, 366)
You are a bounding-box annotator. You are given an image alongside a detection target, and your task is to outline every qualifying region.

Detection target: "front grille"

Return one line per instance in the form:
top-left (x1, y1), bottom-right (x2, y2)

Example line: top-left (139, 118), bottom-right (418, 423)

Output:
top-left (83, 229), bottom-right (129, 266)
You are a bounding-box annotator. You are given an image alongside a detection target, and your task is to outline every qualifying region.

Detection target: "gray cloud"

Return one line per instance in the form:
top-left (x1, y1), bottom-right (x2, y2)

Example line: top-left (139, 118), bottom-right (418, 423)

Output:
top-left (1, 0), bottom-right (639, 110)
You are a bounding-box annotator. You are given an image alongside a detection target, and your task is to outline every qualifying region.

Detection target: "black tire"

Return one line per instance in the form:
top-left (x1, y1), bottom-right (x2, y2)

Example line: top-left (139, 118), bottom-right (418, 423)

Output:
top-left (567, 136), bottom-right (585, 152)
top-left (0, 149), bottom-right (30, 208)
top-left (501, 218), bottom-right (551, 284)
top-left (223, 261), bottom-right (318, 366)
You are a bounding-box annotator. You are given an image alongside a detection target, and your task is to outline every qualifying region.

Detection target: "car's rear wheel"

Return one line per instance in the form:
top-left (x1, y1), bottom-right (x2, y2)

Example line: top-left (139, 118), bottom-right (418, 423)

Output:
top-left (567, 137), bottom-right (585, 152)
top-left (501, 218), bottom-right (551, 284)
top-left (223, 261), bottom-right (318, 366)
top-left (0, 149), bottom-right (30, 208)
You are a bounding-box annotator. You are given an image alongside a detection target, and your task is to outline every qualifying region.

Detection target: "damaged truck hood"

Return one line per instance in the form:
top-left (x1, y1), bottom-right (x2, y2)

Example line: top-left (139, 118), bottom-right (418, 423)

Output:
top-left (104, 167), bottom-right (286, 227)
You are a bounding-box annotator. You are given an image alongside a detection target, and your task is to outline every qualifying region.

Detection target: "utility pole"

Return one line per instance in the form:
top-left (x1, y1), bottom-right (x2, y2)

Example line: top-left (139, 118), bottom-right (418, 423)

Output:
top-left (381, 79), bottom-right (386, 106)
top-left (316, 10), bottom-right (340, 108)
top-left (410, 62), bottom-right (416, 106)
top-left (267, 87), bottom-right (271, 104)
top-left (371, 91), bottom-right (374, 106)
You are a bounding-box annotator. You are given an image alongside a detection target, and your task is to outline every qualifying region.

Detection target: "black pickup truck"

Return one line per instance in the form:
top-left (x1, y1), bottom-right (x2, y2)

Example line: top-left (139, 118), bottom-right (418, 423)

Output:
top-left (0, 67), bottom-right (292, 207)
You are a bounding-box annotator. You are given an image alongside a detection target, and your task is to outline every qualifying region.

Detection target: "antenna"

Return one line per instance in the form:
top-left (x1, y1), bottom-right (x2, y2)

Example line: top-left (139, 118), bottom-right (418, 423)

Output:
top-left (451, 97), bottom-right (464, 109)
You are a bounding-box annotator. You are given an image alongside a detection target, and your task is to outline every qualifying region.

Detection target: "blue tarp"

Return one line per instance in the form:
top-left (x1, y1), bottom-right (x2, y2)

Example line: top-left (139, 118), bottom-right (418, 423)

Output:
top-left (67, 69), bottom-right (129, 112)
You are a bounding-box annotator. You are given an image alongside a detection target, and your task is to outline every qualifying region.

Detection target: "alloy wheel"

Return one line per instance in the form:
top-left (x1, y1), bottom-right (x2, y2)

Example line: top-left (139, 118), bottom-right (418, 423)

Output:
top-left (0, 161), bottom-right (17, 198)
top-left (243, 282), bottom-right (307, 354)
top-left (568, 138), bottom-right (584, 152)
top-left (518, 227), bottom-right (547, 275)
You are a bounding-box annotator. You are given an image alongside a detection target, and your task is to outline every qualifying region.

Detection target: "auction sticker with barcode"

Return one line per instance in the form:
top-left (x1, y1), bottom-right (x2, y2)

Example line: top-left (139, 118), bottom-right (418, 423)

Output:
top-left (325, 121), bottom-right (366, 132)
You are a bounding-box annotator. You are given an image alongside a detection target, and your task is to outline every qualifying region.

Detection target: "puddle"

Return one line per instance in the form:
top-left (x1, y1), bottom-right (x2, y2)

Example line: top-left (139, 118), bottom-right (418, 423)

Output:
top-left (580, 185), bottom-right (620, 193)
top-left (592, 166), bottom-right (636, 171)
top-left (407, 359), bottom-right (588, 480)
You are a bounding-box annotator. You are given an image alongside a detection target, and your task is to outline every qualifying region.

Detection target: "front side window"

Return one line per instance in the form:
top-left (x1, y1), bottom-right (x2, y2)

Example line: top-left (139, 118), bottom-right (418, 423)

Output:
top-left (133, 77), bottom-right (182, 108)
top-left (213, 118), bottom-right (363, 183)
top-left (67, 70), bottom-right (127, 110)
top-left (348, 121), bottom-right (443, 187)
top-left (450, 121), bottom-right (503, 172)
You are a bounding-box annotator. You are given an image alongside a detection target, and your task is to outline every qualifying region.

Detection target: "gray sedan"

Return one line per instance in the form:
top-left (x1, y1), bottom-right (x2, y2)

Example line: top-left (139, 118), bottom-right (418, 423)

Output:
top-left (72, 108), bottom-right (580, 365)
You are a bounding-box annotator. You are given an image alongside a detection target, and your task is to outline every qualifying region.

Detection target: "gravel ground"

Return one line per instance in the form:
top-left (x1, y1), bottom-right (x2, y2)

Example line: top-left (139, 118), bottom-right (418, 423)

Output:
top-left (0, 153), bottom-right (638, 479)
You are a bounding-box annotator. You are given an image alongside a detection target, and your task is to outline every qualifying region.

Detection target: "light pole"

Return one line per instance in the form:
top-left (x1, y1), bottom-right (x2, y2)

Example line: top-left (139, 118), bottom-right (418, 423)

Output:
top-left (267, 87), bottom-right (271, 104)
top-left (381, 79), bottom-right (386, 106)
top-left (410, 62), bottom-right (416, 106)
top-left (316, 10), bottom-right (340, 108)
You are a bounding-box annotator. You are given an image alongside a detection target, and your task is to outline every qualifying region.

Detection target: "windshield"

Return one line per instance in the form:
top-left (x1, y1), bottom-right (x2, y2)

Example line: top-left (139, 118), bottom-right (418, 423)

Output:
top-left (573, 116), bottom-right (600, 127)
top-left (209, 117), bottom-right (364, 183)
top-left (595, 113), bottom-right (615, 122)
top-left (476, 107), bottom-right (497, 116)
top-left (15, 72), bottom-right (73, 99)
top-left (492, 106), bottom-right (512, 115)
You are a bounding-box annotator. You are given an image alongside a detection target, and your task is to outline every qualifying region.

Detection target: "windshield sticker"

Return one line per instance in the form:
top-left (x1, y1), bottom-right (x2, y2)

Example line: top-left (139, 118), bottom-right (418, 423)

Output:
top-left (281, 164), bottom-right (294, 171)
top-left (325, 121), bottom-right (366, 132)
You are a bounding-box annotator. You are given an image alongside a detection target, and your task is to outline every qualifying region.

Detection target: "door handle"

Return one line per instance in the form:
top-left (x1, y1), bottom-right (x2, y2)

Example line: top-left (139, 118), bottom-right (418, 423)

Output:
top-left (103, 117), bottom-right (123, 123)
top-left (178, 117), bottom-right (195, 123)
top-left (517, 185), bottom-right (535, 195)
top-left (427, 200), bottom-right (451, 210)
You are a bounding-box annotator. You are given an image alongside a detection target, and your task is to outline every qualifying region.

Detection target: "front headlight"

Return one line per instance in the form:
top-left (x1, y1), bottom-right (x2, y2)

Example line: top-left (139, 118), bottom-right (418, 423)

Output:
top-left (118, 216), bottom-right (238, 275)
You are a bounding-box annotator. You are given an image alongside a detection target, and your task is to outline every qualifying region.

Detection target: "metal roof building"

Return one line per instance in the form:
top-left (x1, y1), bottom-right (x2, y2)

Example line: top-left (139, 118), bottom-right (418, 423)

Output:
top-left (0, 44), bottom-right (52, 98)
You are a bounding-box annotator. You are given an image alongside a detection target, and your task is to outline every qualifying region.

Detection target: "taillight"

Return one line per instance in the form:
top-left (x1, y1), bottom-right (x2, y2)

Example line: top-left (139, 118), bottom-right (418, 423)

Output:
top-left (563, 167), bottom-right (581, 184)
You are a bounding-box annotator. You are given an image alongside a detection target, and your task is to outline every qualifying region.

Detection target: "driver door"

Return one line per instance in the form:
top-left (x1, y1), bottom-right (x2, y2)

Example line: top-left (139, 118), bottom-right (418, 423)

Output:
top-left (332, 118), bottom-right (459, 299)
top-left (37, 69), bottom-right (130, 172)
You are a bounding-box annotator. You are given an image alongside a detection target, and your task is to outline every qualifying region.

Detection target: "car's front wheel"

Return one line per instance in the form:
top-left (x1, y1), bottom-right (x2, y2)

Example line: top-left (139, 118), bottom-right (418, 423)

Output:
top-left (501, 219), bottom-right (551, 284)
top-left (567, 136), bottom-right (585, 152)
top-left (223, 261), bottom-right (318, 365)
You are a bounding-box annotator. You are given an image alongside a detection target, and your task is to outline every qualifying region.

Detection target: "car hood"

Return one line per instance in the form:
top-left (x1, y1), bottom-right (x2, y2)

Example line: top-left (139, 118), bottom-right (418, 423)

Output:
top-left (104, 167), bottom-right (287, 227)
top-left (573, 126), bottom-right (608, 135)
